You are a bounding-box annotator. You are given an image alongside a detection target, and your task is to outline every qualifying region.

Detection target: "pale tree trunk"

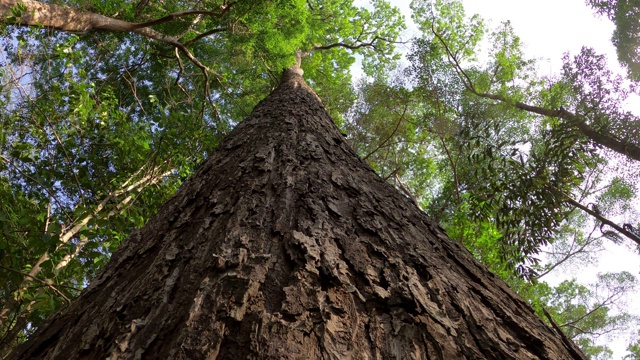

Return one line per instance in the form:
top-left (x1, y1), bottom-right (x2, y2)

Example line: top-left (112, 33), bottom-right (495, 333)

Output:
top-left (10, 67), bottom-right (585, 359)
top-left (1, 0), bottom-right (175, 40)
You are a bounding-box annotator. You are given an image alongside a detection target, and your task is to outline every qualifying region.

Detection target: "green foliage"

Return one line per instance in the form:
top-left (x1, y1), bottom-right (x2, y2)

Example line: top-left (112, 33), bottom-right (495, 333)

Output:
top-left (501, 270), bottom-right (638, 359)
top-left (540, 273), bottom-right (637, 358)
top-left (587, 0), bottom-right (640, 81)
top-left (411, 0), bottom-right (485, 63)
top-left (597, 177), bottom-right (636, 217)
top-left (344, 67), bottom-right (438, 207)
top-left (406, 0), bottom-right (640, 278)
top-left (626, 331), bottom-right (640, 359)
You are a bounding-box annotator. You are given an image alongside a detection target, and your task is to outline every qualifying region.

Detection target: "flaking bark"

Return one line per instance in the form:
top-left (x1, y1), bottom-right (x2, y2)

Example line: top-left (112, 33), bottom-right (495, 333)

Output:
top-left (11, 67), bottom-right (585, 359)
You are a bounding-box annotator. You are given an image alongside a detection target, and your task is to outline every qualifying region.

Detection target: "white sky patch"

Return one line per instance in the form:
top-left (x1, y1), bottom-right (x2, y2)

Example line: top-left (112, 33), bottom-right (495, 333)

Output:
top-left (462, 0), bottom-right (617, 74)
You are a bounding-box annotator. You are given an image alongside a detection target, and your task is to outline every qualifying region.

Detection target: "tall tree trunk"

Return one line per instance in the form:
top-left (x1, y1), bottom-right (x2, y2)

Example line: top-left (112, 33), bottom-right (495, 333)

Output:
top-left (10, 66), bottom-right (585, 359)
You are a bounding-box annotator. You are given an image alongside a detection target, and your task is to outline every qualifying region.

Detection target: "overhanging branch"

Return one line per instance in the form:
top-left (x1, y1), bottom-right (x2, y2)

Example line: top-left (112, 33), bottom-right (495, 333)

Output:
top-left (429, 25), bottom-right (640, 163)
top-left (559, 191), bottom-right (640, 247)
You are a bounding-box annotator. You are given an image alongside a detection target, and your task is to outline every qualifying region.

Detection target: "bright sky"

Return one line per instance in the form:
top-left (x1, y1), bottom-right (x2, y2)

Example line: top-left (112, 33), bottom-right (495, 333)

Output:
top-left (387, 0), bottom-right (640, 358)
top-left (463, 0), bottom-right (615, 73)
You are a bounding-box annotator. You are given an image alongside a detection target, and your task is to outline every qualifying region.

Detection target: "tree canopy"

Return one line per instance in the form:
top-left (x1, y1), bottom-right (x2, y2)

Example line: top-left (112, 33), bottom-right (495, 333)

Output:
top-left (1, 0), bottom-right (639, 357)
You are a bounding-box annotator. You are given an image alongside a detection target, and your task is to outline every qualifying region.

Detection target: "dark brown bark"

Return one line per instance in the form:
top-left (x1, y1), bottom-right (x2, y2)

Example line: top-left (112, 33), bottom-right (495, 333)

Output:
top-left (10, 67), bottom-right (585, 359)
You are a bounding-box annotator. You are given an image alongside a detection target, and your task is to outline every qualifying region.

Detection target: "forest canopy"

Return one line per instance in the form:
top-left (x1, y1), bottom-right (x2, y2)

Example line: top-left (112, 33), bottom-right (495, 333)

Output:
top-left (1, 0), bottom-right (639, 357)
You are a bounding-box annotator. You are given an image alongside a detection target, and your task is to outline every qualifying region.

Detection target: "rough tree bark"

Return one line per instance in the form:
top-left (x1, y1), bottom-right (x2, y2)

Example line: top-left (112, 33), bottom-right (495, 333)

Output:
top-left (10, 66), bottom-right (585, 359)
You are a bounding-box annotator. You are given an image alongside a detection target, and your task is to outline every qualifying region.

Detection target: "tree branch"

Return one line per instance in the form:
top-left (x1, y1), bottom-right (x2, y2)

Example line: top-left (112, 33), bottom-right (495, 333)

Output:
top-left (475, 93), bottom-right (640, 162)
top-left (310, 36), bottom-right (385, 52)
top-left (0, 264), bottom-right (71, 304)
top-left (0, 165), bottom-right (173, 326)
top-left (559, 291), bottom-right (619, 330)
top-left (429, 25), bottom-right (640, 162)
top-left (183, 27), bottom-right (227, 47)
top-left (536, 227), bottom-right (601, 279)
top-left (542, 308), bottom-right (586, 359)
top-left (131, 8), bottom-right (232, 30)
top-left (556, 189), bottom-right (640, 246)
top-left (1, 0), bottom-right (231, 83)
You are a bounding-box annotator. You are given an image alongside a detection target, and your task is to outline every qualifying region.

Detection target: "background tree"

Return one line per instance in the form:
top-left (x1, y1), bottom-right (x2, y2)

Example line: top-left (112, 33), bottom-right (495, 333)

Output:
top-left (342, 0), bottom-right (640, 356)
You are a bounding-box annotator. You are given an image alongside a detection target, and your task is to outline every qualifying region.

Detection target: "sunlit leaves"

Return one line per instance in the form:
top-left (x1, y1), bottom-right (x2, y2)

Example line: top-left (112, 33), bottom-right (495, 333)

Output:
top-left (411, 0), bottom-right (485, 63)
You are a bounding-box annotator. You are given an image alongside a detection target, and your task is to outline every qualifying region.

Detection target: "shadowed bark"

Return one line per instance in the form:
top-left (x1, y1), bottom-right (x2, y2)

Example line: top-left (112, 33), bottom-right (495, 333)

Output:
top-left (10, 66), bottom-right (585, 359)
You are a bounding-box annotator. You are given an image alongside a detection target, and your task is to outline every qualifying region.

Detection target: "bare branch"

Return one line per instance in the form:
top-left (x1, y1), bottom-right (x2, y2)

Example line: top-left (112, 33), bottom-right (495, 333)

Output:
top-left (536, 228), bottom-right (601, 279)
top-left (131, 8), bottom-right (231, 30)
top-left (555, 188), bottom-right (640, 246)
top-left (310, 36), bottom-right (387, 52)
top-left (183, 27), bottom-right (227, 46)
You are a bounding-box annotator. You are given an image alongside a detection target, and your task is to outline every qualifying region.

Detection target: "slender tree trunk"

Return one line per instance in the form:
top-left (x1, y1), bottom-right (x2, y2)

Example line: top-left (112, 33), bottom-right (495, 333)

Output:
top-left (1, 0), bottom-right (168, 38)
top-left (10, 66), bottom-right (585, 359)
top-left (0, 0), bottom-right (228, 46)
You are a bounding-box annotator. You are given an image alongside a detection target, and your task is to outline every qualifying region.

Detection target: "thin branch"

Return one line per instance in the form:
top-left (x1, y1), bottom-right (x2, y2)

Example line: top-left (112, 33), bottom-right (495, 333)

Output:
top-left (431, 23), bottom-right (475, 92)
top-left (394, 174), bottom-right (422, 211)
top-left (0, 264), bottom-right (71, 304)
top-left (430, 25), bottom-right (640, 162)
top-left (559, 292), bottom-right (618, 329)
top-left (173, 47), bottom-right (188, 93)
top-left (53, 169), bottom-right (172, 271)
top-left (542, 308), bottom-right (586, 358)
top-left (363, 104), bottom-right (408, 161)
top-left (310, 36), bottom-right (386, 53)
top-left (130, 8), bottom-right (231, 30)
top-left (28, 102), bottom-right (87, 207)
top-left (122, 68), bottom-right (146, 114)
top-left (557, 190), bottom-right (640, 246)
top-left (438, 135), bottom-right (461, 205)
top-left (3, 159), bottom-right (73, 223)
top-left (535, 229), bottom-right (601, 279)
top-left (183, 27), bottom-right (227, 46)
